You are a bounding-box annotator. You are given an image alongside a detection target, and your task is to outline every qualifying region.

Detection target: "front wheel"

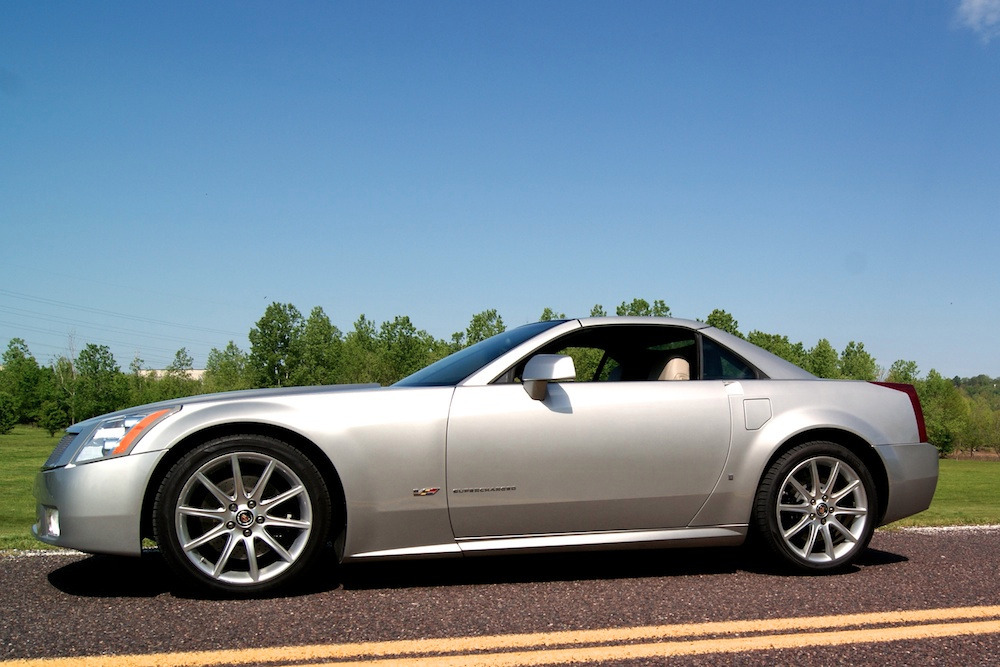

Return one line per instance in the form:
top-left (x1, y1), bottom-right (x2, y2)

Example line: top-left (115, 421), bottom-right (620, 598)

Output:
top-left (754, 442), bottom-right (877, 571)
top-left (153, 434), bottom-right (331, 594)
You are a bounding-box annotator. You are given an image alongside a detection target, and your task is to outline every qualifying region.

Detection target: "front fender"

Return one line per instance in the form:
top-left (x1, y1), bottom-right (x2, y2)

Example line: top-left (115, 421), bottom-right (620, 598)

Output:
top-left (132, 386), bottom-right (459, 561)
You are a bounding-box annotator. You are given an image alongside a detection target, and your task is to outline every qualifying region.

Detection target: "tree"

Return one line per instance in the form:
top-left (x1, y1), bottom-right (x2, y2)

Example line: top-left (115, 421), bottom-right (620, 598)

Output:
top-left (616, 298), bottom-right (670, 317)
top-left (747, 331), bottom-right (808, 369)
top-left (917, 370), bottom-right (969, 455)
top-left (74, 344), bottom-right (126, 420)
top-left (38, 400), bottom-right (68, 436)
top-left (166, 348), bottom-right (194, 375)
top-left (48, 356), bottom-right (78, 424)
top-left (377, 315), bottom-right (433, 383)
top-left (838, 341), bottom-right (879, 381)
top-left (956, 375), bottom-right (1000, 401)
top-left (806, 339), bottom-right (840, 378)
top-left (340, 314), bottom-right (380, 384)
top-left (705, 309), bottom-right (742, 338)
top-left (248, 302), bottom-right (305, 387)
top-left (465, 309), bottom-right (505, 345)
top-left (447, 330), bottom-right (466, 353)
top-left (590, 304), bottom-right (608, 317)
top-left (428, 336), bottom-right (457, 364)
top-left (158, 347), bottom-right (201, 400)
top-left (292, 306), bottom-right (343, 386)
top-left (0, 391), bottom-right (15, 435)
top-left (886, 360), bottom-right (920, 384)
top-left (964, 394), bottom-right (1000, 453)
top-left (0, 338), bottom-right (43, 423)
top-left (539, 307), bottom-right (566, 321)
top-left (126, 355), bottom-right (156, 406)
top-left (204, 342), bottom-right (251, 393)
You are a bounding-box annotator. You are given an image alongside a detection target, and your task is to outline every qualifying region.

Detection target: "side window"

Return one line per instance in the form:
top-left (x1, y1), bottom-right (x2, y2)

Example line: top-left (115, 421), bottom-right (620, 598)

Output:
top-left (510, 325), bottom-right (698, 383)
top-left (702, 337), bottom-right (757, 380)
top-left (558, 347), bottom-right (618, 382)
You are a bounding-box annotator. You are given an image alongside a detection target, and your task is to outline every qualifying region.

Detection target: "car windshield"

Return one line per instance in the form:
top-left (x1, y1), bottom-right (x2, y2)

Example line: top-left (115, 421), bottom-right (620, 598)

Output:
top-left (395, 320), bottom-right (565, 387)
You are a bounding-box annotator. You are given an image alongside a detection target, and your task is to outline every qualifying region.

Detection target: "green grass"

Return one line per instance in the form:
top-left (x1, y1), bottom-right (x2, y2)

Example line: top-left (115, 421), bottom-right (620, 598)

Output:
top-left (0, 425), bottom-right (63, 550)
top-left (888, 458), bottom-right (1000, 528)
top-left (1, 426), bottom-right (998, 551)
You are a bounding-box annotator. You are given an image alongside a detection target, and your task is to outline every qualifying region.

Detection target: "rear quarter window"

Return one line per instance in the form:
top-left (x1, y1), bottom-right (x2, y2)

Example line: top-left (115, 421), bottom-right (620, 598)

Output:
top-left (702, 337), bottom-right (758, 380)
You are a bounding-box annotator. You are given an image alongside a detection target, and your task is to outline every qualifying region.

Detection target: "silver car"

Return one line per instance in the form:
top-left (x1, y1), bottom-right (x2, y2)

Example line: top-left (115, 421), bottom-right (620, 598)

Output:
top-left (34, 318), bottom-right (938, 593)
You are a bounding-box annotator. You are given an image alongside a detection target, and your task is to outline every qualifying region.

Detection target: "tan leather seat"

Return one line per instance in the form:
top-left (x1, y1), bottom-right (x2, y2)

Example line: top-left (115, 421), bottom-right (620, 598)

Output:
top-left (658, 357), bottom-right (690, 381)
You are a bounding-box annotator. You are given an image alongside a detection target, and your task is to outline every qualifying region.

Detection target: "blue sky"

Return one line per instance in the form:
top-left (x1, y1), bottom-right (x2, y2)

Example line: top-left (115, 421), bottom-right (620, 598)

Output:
top-left (3, 1), bottom-right (999, 378)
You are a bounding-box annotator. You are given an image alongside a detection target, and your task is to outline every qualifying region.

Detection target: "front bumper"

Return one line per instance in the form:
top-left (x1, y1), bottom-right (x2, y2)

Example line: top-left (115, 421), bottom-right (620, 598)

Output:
top-left (874, 441), bottom-right (939, 525)
top-left (33, 451), bottom-right (163, 556)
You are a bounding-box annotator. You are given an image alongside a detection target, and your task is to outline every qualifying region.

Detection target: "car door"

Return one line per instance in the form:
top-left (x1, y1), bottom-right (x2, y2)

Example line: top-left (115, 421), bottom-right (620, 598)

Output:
top-left (445, 379), bottom-right (732, 539)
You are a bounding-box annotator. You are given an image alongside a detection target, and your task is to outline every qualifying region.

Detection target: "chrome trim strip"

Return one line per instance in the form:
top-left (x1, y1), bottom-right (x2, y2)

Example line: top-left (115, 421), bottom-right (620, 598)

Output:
top-left (346, 525), bottom-right (747, 560)
top-left (456, 526), bottom-right (747, 553)
top-left (349, 543), bottom-right (463, 559)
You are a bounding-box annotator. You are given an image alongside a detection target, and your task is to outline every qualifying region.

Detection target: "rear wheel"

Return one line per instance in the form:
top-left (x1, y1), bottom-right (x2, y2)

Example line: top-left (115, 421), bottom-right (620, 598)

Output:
top-left (754, 441), bottom-right (877, 571)
top-left (153, 434), bottom-right (331, 594)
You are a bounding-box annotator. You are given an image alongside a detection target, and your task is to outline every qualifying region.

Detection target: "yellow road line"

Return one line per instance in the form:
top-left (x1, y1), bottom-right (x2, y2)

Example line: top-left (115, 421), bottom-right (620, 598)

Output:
top-left (298, 620), bottom-right (1000, 667)
top-left (5, 605), bottom-right (1000, 667)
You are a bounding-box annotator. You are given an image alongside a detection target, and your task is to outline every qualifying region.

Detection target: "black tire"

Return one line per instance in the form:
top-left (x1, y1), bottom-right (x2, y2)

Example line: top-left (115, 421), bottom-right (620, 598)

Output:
top-left (754, 441), bottom-right (877, 572)
top-left (153, 434), bottom-right (331, 594)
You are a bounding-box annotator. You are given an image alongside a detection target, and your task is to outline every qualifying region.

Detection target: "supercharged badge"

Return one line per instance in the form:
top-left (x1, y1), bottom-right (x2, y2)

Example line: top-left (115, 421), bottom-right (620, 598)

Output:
top-left (452, 486), bottom-right (517, 494)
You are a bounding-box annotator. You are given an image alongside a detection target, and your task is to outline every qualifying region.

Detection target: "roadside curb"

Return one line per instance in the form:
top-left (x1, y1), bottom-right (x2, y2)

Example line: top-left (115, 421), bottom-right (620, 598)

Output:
top-left (899, 524), bottom-right (1000, 534)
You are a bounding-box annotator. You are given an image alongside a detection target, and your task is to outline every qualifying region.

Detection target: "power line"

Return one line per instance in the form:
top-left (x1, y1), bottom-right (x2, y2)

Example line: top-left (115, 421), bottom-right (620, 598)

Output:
top-left (0, 320), bottom-right (201, 361)
top-left (0, 305), bottom-right (225, 348)
top-left (0, 289), bottom-right (244, 337)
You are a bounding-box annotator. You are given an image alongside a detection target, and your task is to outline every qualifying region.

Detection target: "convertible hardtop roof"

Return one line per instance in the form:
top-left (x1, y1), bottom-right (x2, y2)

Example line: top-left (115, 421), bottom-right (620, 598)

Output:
top-left (573, 316), bottom-right (711, 329)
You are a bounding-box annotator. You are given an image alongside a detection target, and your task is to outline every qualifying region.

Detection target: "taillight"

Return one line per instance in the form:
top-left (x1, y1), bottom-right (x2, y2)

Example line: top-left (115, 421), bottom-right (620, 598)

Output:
top-left (872, 382), bottom-right (928, 443)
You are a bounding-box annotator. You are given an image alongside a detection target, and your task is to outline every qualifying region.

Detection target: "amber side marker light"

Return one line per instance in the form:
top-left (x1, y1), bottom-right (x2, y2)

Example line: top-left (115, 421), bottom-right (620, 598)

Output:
top-left (111, 408), bottom-right (174, 456)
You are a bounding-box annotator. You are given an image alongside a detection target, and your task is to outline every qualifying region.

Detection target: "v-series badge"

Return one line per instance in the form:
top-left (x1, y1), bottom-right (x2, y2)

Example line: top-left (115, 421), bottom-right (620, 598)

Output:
top-left (412, 488), bottom-right (440, 496)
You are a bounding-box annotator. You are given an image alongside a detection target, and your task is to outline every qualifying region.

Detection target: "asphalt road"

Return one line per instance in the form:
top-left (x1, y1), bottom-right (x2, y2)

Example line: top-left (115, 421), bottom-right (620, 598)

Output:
top-left (2, 527), bottom-right (1000, 666)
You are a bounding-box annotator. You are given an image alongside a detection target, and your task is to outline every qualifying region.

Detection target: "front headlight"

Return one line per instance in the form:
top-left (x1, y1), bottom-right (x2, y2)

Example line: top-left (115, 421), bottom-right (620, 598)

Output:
top-left (53, 408), bottom-right (179, 467)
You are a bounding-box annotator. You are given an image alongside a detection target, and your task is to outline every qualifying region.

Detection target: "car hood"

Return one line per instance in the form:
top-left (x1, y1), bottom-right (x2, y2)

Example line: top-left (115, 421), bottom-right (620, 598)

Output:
top-left (65, 383), bottom-right (383, 434)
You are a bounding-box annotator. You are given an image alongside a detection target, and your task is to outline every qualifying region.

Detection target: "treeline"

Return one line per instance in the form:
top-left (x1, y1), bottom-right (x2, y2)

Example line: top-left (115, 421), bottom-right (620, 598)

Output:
top-left (1, 299), bottom-right (997, 456)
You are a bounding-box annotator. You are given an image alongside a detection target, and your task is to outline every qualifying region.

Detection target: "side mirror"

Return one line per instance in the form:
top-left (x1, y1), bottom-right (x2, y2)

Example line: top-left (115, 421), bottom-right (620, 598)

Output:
top-left (523, 354), bottom-right (576, 400)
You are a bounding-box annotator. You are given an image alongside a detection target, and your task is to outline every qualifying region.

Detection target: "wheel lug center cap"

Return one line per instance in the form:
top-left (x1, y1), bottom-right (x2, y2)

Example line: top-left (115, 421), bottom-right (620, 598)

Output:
top-left (815, 503), bottom-right (830, 518)
top-left (235, 509), bottom-right (255, 528)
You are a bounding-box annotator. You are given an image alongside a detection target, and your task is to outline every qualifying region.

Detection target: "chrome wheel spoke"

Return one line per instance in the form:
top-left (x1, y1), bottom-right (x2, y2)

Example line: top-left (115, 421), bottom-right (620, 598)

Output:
top-left (264, 515), bottom-right (311, 530)
top-left (777, 502), bottom-right (810, 514)
top-left (823, 461), bottom-right (841, 496)
top-left (787, 477), bottom-right (811, 502)
top-left (183, 523), bottom-right (229, 552)
top-left (831, 478), bottom-right (861, 503)
top-left (256, 530), bottom-right (294, 563)
top-left (834, 506), bottom-right (867, 518)
top-left (800, 523), bottom-right (819, 557)
top-left (230, 454), bottom-right (248, 502)
top-left (212, 534), bottom-right (239, 578)
top-left (782, 515), bottom-right (811, 540)
top-left (243, 535), bottom-right (260, 581)
top-left (178, 505), bottom-right (226, 522)
top-left (821, 524), bottom-right (836, 560)
top-left (261, 484), bottom-right (306, 511)
top-left (196, 472), bottom-right (233, 506)
top-left (829, 517), bottom-right (858, 542)
top-left (248, 460), bottom-right (276, 503)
